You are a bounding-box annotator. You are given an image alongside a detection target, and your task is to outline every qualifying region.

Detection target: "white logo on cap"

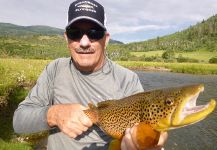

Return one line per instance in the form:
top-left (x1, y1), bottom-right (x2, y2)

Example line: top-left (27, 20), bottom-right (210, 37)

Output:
top-left (78, 4), bottom-right (93, 9)
top-left (75, 1), bottom-right (98, 13)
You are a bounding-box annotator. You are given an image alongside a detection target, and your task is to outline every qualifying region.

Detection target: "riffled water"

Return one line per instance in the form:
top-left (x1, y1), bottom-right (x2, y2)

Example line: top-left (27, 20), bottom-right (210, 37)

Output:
top-left (136, 71), bottom-right (217, 150)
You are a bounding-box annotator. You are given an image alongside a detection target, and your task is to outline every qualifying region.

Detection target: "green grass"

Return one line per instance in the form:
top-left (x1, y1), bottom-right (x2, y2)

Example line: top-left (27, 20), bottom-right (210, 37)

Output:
top-left (131, 50), bottom-right (217, 63)
top-left (131, 50), bottom-right (164, 57)
top-left (0, 58), bottom-right (49, 149)
top-left (0, 140), bottom-right (32, 150)
top-left (0, 58), bottom-right (50, 89)
top-left (117, 61), bottom-right (217, 75)
top-left (176, 49), bottom-right (217, 62)
top-left (0, 87), bottom-right (33, 150)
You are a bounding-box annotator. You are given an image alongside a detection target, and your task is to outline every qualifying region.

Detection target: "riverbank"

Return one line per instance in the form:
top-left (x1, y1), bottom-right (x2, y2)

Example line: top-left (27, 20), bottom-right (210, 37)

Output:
top-left (117, 61), bottom-right (217, 75)
top-left (128, 66), bottom-right (171, 72)
top-left (1, 58), bottom-right (217, 75)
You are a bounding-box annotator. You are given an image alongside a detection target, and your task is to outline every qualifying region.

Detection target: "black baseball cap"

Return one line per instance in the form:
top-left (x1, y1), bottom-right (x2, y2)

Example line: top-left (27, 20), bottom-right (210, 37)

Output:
top-left (66, 0), bottom-right (107, 30)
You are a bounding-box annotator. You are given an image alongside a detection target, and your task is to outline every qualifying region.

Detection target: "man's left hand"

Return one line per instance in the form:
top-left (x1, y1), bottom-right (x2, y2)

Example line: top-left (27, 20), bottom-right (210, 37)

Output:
top-left (121, 124), bottom-right (168, 150)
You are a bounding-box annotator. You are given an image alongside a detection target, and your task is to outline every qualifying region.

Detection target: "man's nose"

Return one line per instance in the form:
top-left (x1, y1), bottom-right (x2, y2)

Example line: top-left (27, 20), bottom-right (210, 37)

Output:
top-left (80, 34), bottom-right (91, 48)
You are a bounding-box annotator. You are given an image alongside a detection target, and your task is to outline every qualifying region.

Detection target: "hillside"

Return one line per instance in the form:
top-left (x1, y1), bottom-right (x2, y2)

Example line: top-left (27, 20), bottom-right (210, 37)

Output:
top-left (0, 23), bottom-right (64, 36)
top-left (0, 23), bottom-right (122, 44)
top-left (126, 14), bottom-right (217, 52)
top-left (0, 23), bottom-right (123, 59)
top-left (0, 14), bottom-right (216, 61)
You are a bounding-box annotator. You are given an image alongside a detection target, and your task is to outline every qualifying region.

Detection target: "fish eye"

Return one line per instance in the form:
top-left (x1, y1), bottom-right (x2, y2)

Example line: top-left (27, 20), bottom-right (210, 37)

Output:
top-left (165, 99), bottom-right (174, 106)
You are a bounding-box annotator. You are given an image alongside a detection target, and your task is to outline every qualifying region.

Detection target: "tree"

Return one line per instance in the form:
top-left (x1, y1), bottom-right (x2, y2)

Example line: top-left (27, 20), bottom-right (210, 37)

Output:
top-left (162, 50), bottom-right (175, 59)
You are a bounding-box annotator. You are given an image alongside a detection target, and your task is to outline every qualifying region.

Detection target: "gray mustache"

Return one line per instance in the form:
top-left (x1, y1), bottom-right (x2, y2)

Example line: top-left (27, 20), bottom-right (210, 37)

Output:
top-left (75, 48), bottom-right (95, 53)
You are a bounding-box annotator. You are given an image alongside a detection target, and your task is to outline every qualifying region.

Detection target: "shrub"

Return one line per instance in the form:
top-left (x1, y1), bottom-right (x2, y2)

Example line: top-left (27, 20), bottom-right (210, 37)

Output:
top-left (144, 56), bottom-right (157, 62)
top-left (177, 55), bottom-right (199, 63)
top-left (209, 57), bottom-right (217, 64)
top-left (162, 50), bottom-right (175, 59)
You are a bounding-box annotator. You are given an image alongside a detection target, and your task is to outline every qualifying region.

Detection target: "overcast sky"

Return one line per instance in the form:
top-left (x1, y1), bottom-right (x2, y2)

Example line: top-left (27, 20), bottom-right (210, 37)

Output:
top-left (0, 0), bottom-right (217, 43)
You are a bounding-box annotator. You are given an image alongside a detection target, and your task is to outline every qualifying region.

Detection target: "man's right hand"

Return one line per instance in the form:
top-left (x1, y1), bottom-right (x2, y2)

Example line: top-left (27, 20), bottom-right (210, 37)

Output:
top-left (47, 103), bottom-right (93, 138)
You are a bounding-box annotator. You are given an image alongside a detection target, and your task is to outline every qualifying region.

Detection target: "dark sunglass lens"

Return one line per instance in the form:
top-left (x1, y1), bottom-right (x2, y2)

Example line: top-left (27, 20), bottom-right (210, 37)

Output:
top-left (66, 29), bottom-right (82, 40)
top-left (87, 29), bottom-right (105, 40)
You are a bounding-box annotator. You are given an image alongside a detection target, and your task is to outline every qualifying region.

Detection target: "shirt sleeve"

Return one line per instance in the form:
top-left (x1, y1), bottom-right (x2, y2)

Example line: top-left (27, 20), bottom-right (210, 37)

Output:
top-left (13, 61), bottom-right (57, 134)
top-left (124, 72), bottom-right (144, 97)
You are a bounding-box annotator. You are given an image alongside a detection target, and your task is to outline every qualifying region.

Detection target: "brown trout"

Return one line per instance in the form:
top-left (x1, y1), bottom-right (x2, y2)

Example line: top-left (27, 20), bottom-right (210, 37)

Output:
top-left (84, 84), bottom-right (216, 149)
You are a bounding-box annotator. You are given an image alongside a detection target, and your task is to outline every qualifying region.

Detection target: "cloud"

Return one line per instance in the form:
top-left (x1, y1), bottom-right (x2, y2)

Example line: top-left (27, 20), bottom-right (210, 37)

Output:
top-left (101, 0), bottom-right (217, 42)
top-left (109, 24), bottom-right (173, 34)
top-left (0, 0), bottom-right (69, 28)
top-left (0, 0), bottom-right (216, 42)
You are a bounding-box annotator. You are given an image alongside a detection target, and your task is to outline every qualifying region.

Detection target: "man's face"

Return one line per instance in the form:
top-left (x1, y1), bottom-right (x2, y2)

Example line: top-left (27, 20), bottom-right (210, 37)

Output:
top-left (65, 21), bottom-right (110, 72)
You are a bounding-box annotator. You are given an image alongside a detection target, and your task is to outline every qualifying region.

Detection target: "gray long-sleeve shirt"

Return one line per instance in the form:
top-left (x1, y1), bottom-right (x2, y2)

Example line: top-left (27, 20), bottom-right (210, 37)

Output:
top-left (13, 57), bottom-right (144, 150)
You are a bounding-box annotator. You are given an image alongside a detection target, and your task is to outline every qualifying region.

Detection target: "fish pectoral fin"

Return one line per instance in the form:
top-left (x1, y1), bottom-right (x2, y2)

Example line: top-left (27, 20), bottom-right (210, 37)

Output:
top-left (108, 123), bottom-right (160, 150)
top-left (108, 139), bottom-right (121, 150)
top-left (132, 122), bottom-right (161, 149)
top-left (97, 100), bottom-right (117, 108)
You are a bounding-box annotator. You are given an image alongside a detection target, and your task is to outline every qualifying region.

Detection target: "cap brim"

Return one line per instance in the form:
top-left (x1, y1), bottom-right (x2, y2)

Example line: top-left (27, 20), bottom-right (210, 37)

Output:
top-left (65, 16), bottom-right (106, 30)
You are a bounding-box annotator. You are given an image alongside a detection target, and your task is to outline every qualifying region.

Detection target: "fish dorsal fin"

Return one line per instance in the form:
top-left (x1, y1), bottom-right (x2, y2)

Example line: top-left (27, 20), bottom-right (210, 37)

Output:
top-left (88, 103), bottom-right (97, 109)
top-left (97, 100), bottom-right (116, 109)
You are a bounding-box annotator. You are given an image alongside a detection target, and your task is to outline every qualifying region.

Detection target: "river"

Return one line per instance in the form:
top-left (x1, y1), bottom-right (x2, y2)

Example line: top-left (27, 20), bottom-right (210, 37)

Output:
top-left (136, 71), bottom-right (217, 150)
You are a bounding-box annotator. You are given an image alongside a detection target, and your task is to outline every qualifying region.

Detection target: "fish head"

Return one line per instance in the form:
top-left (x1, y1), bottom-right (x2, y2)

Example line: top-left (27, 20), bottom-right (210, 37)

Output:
top-left (147, 84), bottom-right (216, 131)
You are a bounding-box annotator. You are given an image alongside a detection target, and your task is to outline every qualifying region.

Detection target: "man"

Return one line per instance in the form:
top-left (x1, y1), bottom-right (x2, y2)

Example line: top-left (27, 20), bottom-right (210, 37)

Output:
top-left (13, 0), bottom-right (167, 149)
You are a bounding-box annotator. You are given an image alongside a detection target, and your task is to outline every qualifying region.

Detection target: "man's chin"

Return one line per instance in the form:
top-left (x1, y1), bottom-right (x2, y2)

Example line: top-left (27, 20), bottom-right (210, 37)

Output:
top-left (75, 62), bottom-right (96, 72)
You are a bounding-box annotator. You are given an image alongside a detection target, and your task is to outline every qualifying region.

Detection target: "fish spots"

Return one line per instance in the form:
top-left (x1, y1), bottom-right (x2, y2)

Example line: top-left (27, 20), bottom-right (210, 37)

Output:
top-left (89, 84), bottom-right (204, 139)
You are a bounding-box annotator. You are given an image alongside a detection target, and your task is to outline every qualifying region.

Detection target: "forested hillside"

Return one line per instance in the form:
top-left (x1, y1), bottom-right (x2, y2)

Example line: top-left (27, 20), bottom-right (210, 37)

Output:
top-left (126, 14), bottom-right (217, 52)
top-left (0, 23), bottom-right (122, 59)
top-left (0, 14), bottom-right (216, 61)
top-left (0, 23), bottom-right (64, 36)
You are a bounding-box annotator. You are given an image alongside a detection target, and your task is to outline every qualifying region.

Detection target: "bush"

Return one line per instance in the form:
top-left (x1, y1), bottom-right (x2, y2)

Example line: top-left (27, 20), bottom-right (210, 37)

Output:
top-left (177, 55), bottom-right (199, 63)
top-left (209, 57), bottom-right (217, 64)
top-left (162, 50), bottom-right (175, 59)
top-left (128, 56), bottom-right (144, 61)
top-left (164, 58), bottom-right (177, 63)
top-left (144, 56), bottom-right (157, 62)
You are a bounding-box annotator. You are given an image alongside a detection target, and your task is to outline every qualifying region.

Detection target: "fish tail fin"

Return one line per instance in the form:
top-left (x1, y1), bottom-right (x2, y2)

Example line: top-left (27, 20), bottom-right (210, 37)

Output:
top-left (83, 103), bottom-right (98, 124)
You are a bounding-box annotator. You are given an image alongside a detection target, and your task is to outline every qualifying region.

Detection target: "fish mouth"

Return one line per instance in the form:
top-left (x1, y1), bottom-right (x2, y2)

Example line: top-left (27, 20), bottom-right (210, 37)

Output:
top-left (172, 84), bottom-right (216, 127)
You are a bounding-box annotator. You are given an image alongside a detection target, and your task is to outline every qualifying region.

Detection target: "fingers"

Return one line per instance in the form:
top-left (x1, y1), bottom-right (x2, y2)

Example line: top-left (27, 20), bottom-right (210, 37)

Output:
top-left (149, 132), bottom-right (168, 150)
top-left (121, 125), bottom-right (168, 150)
top-left (49, 104), bottom-right (93, 139)
top-left (157, 132), bottom-right (168, 147)
top-left (65, 111), bottom-right (92, 138)
top-left (61, 124), bottom-right (82, 138)
top-left (121, 128), bottom-right (138, 150)
top-left (79, 112), bottom-right (93, 127)
top-left (78, 104), bottom-right (89, 110)
top-left (70, 120), bottom-right (88, 132)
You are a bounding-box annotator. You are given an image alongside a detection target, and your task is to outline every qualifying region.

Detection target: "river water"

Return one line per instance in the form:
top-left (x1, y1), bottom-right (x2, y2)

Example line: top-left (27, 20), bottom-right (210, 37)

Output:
top-left (136, 71), bottom-right (217, 150)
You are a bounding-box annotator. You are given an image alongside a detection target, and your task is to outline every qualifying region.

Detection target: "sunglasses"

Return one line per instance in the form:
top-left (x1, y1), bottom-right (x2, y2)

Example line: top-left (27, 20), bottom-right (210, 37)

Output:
top-left (66, 28), bottom-right (106, 41)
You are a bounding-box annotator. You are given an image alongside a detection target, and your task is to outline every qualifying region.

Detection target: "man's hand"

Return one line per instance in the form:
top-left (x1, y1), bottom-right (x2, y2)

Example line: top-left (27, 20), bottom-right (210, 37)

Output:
top-left (47, 103), bottom-right (93, 138)
top-left (121, 124), bottom-right (168, 150)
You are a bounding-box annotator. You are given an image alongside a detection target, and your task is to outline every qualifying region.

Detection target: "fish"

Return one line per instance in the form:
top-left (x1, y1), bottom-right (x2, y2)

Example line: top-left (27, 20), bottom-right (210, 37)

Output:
top-left (83, 84), bottom-right (216, 149)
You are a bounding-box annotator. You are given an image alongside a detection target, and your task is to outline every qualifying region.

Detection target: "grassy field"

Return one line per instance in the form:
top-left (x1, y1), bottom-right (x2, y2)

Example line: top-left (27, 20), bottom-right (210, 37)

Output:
top-left (131, 50), bottom-right (164, 57)
top-left (131, 50), bottom-right (217, 63)
top-left (0, 59), bottom-right (50, 150)
top-left (1, 58), bottom-right (217, 149)
top-left (0, 140), bottom-right (32, 150)
top-left (118, 61), bottom-right (217, 74)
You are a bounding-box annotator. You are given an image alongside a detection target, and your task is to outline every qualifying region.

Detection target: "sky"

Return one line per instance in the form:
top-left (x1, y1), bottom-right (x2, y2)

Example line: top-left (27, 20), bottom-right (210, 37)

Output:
top-left (0, 0), bottom-right (217, 43)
